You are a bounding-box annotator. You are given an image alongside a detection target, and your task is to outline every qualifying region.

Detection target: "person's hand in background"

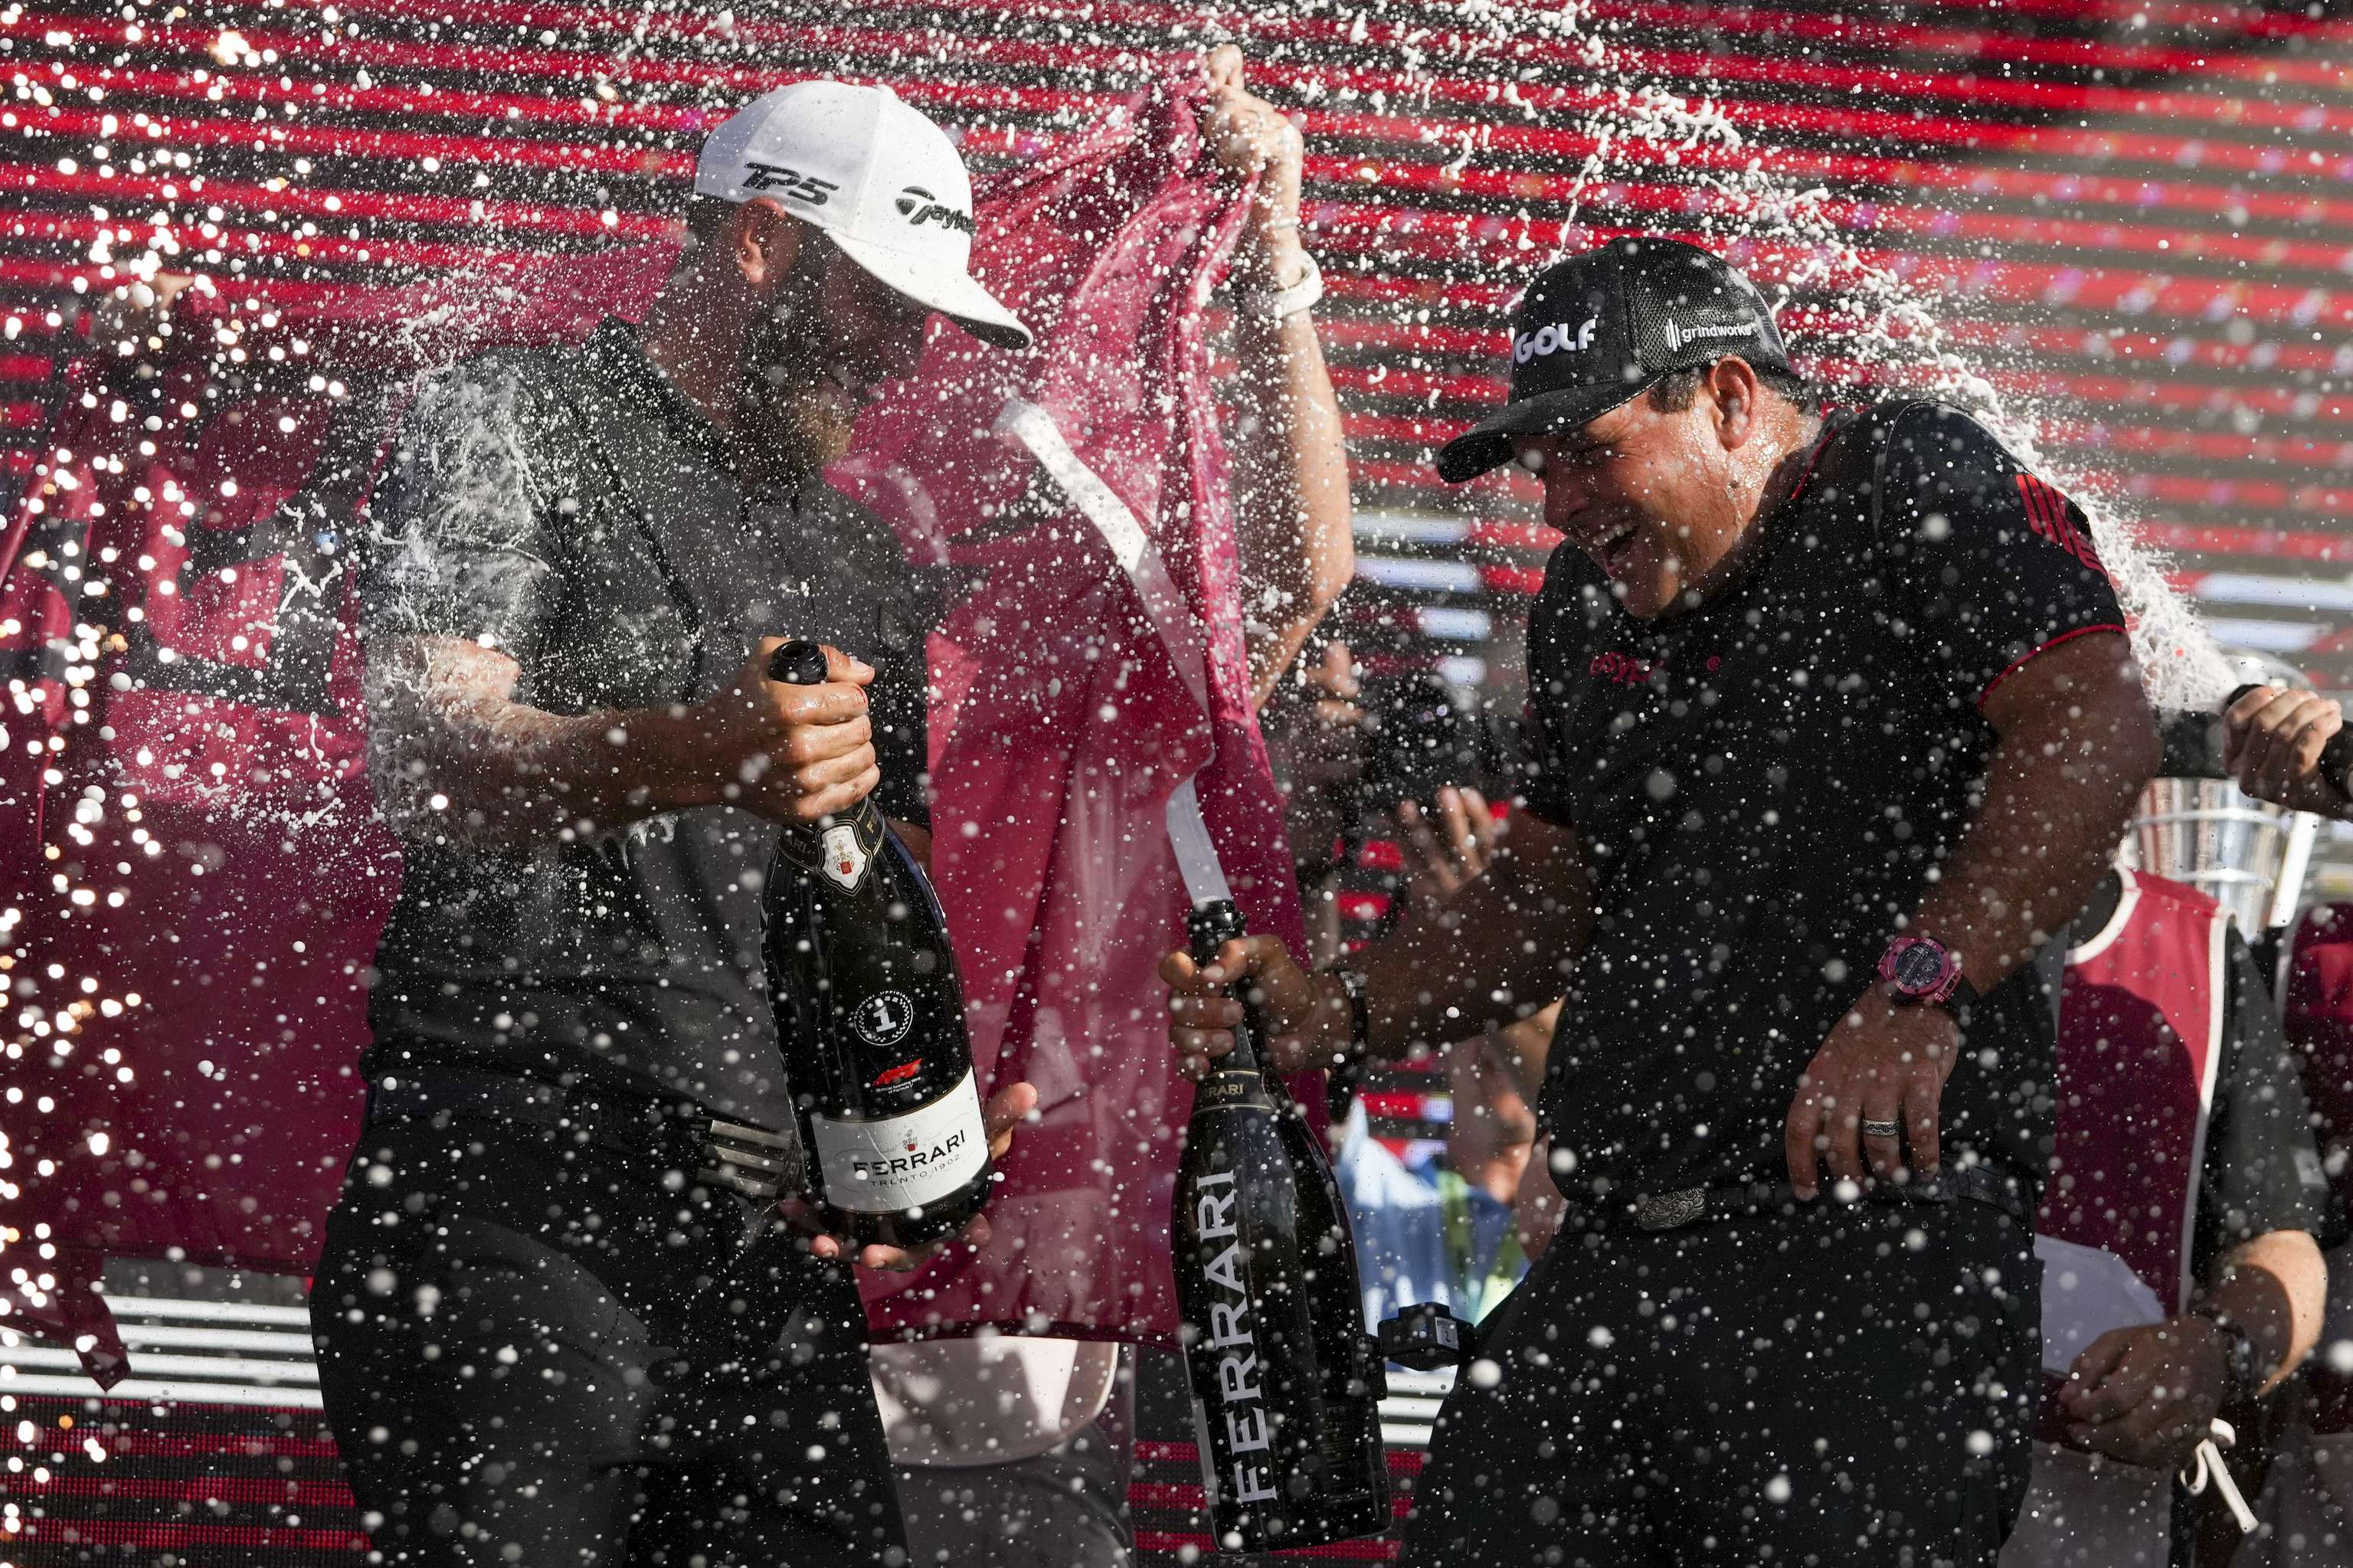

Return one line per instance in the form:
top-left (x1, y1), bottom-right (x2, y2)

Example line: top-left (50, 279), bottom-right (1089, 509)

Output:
top-left (1262, 640), bottom-right (1369, 968)
top-left (1514, 1138), bottom-right (1566, 1264)
top-left (2223, 685), bottom-right (2351, 818)
top-left (1398, 786), bottom-right (1504, 925)
top-left (1264, 640), bottom-right (1369, 867)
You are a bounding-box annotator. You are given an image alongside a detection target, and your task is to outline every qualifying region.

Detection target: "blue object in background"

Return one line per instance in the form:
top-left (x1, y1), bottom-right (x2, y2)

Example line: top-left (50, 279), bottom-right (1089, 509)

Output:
top-left (1334, 1105), bottom-right (1524, 1331)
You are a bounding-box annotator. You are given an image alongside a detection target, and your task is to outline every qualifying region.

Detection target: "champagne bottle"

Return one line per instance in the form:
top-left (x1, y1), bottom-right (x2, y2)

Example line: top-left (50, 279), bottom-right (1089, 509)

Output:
top-left (761, 639), bottom-right (990, 1249)
top-left (1172, 899), bottom-right (1389, 1553)
top-left (2156, 682), bottom-right (2353, 791)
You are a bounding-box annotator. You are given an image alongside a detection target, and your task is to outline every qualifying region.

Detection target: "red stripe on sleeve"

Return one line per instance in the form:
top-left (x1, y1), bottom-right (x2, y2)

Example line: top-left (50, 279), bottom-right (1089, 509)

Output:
top-left (2058, 486), bottom-right (2106, 573)
top-left (2034, 473), bottom-right (2067, 535)
top-left (2014, 470), bottom-right (2055, 538)
top-left (1978, 623), bottom-right (2129, 708)
top-left (2034, 474), bottom-right (2063, 532)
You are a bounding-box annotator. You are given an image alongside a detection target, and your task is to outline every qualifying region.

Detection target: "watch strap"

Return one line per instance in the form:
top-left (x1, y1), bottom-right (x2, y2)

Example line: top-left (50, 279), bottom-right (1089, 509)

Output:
top-left (1325, 964), bottom-right (1371, 1064)
top-left (2191, 1306), bottom-right (2266, 1405)
top-left (1880, 934), bottom-right (1977, 1010)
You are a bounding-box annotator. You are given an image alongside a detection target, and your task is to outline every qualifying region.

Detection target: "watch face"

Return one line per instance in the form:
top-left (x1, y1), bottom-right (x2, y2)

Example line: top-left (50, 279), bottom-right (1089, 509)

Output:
top-left (1890, 943), bottom-right (1947, 993)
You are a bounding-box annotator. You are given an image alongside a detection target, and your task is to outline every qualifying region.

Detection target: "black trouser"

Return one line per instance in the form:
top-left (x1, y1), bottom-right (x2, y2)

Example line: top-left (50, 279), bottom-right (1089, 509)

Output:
top-left (1397, 1195), bottom-right (2040, 1566)
top-left (310, 1108), bottom-right (902, 1567)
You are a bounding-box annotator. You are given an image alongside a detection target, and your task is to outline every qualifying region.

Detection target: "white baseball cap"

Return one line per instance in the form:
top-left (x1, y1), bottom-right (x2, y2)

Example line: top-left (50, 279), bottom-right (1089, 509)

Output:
top-left (695, 80), bottom-right (1032, 351)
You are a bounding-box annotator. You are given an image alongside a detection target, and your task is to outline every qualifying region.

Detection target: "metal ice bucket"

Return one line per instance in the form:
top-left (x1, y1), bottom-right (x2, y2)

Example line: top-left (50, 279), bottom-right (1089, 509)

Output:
top-left (2125, 650), bottom-right (2326, 934)
top-left (2120, 775), bottom-right (2313, 935)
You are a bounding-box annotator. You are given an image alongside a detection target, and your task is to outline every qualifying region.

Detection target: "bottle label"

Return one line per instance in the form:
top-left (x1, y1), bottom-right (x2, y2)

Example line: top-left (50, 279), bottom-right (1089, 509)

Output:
top-left (818, 823), bottom-right (870, 891)
top-left (774, 800), bottom-right (885, 893)
top-left (1191, 1070), bottom-right (1274, 1115)
top-left (1188, 1166), bottom-right (1280, 1510)
top-left (810, 1068), bottom-right (987, 1214)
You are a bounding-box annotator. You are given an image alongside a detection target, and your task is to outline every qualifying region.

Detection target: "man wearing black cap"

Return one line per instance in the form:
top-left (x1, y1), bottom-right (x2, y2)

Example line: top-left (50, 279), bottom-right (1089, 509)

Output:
top-left (1163, 237), bottom-right (2162, 1562)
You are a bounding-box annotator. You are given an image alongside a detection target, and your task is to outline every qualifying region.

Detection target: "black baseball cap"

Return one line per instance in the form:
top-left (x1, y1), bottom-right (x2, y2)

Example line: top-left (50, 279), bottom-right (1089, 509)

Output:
top-left (1435, 237), bottom-right (1794, 484)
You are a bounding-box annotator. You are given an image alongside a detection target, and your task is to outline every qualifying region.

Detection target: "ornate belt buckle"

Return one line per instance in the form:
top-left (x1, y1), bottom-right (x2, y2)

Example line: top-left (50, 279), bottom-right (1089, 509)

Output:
top-left (700, 1118), bottom-right (794, 1201)
top-left (1635, 1187), bottom-right (1707, 1232)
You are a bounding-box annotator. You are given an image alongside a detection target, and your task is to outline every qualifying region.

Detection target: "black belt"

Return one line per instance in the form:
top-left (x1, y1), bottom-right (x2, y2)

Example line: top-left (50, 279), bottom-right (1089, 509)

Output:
top-left (363, 1066), bottom-right (797, 1202)
top-left (1606, 1166), bottom-right (2031, 1233)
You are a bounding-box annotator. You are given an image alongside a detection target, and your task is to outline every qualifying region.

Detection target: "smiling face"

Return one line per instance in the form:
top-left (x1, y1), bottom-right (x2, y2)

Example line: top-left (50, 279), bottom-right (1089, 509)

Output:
top-left (1517, 361), bottom-right (1788, 620)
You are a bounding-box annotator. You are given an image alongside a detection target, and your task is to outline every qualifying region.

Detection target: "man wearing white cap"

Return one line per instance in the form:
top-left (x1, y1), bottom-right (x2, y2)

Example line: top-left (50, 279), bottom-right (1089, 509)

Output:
top-left (311, 80), bottom-right (1039, 1566)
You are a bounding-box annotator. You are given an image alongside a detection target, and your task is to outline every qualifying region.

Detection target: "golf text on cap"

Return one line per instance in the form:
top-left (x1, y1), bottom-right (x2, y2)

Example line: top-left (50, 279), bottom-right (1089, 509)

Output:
top-left (1514, 315), bottom-right (1600, 364)
top-left (1661, 318), bottom-right (1758, 353)
top-left (895, 185), bottom-right (974, 234)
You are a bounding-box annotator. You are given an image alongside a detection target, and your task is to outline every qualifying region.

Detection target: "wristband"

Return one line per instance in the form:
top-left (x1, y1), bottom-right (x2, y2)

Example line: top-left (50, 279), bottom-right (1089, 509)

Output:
top-left (1239, 250), bottom-right (1323, 322)
top-left (2191, 1305), bottom-right (2266, 1405)
top-left (1321, 964), bottom-right (1371, 1065)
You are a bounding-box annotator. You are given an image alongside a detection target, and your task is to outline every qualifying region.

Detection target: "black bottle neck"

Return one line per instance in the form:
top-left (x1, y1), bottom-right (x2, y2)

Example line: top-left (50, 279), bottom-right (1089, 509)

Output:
top-left (1186, 899), bottom-right (1268, 1078)
top-left (1215, 1005), bottom-right (1268, 1078)
top-left (807, 796), bottom-right (883, 840)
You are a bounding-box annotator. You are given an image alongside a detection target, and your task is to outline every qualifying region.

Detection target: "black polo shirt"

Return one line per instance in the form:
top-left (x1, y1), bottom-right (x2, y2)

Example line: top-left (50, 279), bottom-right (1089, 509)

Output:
top-left (358, 319), bottom-right (937, 1131)
top-left (1520, 400), bottom-right (2128, 1201)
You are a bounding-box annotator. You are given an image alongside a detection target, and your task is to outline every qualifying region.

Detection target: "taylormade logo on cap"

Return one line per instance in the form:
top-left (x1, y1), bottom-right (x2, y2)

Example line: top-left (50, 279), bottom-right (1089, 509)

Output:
top-left (695, 79), bottom-right (1031, 349)
top-left (894, 185), bottom-right (974, 234)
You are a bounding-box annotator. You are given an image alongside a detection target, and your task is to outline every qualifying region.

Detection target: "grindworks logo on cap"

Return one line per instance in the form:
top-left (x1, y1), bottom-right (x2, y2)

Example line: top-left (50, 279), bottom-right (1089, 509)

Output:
top-left (1435, 237), bottom-right (1794, 485)
top-left (895, 185), bottom-right (974, 234)
top-left (1662, 318), bottom-right (1758, 354)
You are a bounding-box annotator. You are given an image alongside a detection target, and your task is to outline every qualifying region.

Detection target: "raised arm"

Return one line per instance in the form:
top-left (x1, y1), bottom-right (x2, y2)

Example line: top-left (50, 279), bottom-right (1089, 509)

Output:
top-left (1204, 47), bottom-right (1354, 706)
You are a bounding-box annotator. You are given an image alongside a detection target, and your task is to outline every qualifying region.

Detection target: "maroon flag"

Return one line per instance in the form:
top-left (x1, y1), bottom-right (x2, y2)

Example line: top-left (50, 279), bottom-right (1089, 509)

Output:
top-left (832, 69), bottom-right (1309, 1346)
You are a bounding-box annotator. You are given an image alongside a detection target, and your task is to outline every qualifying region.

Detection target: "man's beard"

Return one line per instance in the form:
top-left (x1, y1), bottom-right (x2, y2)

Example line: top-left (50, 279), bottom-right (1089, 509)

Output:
top-left (733, 277), bottom-right (857, 490)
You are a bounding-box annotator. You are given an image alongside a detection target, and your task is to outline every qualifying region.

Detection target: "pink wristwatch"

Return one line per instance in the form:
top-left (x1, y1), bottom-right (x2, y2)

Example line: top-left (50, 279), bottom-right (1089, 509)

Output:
top-left (1877, 935), bottom-right (1980, 1010)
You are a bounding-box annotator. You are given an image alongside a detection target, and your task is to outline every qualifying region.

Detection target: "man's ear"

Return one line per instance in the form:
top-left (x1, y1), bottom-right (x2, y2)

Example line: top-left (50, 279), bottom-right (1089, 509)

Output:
top-left (1707, 355), bottom-right (1763, 450)
top-left (727, 198), bottom-right (806, 294)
